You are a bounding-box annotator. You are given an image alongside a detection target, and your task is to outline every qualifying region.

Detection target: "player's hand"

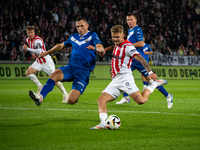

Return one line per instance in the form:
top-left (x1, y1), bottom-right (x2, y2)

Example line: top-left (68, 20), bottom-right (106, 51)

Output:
top-left (23, 44), bottom-right (28, 50)
top-left (150, 73), bottom-right (157, 81)
top-left (86, 45), bottom-right (95, 51)
top-left (144, 52), bottom-right (148, 55)
top-left (38, 52), bottom-right (48, 58)
top-left (98, 52), bottom-right (104, 57)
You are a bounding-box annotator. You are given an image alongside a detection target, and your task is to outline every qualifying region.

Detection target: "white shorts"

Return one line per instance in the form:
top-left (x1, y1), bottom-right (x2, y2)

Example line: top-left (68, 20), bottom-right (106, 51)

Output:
top-left (30, 59), bottom-right (55, 76)
top-left (103, 73), bottom-right (140, 99)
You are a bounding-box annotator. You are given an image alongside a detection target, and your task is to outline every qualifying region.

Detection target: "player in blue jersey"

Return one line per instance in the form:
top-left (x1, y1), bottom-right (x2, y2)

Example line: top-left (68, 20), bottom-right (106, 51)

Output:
top-left (140, 39), bottom-right (154, 90)
top-left (105, 13), bottom-right (173, 109)
top-left (28, 17), bottom-right (104, 106)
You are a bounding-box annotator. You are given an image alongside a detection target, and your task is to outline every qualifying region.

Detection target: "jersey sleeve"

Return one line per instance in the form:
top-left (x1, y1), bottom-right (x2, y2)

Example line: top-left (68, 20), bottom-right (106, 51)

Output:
top-left (126, 45), bottom-right (140, 57)
top-left (64, 35), bottom-right (72, 47)
top-left (147, 44), bottom-right (152, 52)
top-left (92, 32), bottom-right (102, 46)
top-left (34, 39), bottom-right (44, 50)
top-left (135, 27), bottom-right (143, 42)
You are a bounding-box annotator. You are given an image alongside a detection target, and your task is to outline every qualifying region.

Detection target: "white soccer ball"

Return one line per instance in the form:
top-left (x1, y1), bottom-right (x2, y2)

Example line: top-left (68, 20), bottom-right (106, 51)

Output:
top-left (105, 115), bottom-right (121, 130)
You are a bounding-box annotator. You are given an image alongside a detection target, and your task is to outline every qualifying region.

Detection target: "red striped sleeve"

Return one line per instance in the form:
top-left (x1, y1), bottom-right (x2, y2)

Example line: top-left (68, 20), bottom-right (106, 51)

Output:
top-left (120, 45), bottom-right (126, 67)
top-left (115, 47), bottom-right (121, 73)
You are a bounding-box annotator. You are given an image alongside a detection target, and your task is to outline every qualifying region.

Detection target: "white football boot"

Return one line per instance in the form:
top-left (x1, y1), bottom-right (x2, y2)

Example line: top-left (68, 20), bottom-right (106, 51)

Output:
top-left (62, 93), bottom-right (69, 104)
top-left (116, 97), bottom-right (130, 105)
top-left (166, 93), bottom-right (173, 109)
top-left (90, 124), bottom-right (107, 129)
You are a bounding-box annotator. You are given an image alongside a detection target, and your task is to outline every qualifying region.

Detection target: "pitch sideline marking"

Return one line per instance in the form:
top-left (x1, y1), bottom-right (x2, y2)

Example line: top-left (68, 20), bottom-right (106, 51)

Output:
top-left (0, 107), bottom-right (200, 116)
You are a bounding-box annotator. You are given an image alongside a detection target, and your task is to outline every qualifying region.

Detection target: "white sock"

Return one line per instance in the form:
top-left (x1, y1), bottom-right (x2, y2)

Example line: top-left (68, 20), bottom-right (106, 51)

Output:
top-left (100, 113), bottom-right (108, 125)
top-left (124, 96), bottom-right (130, 100)
top-left (146, 86), bottom-right (154, 93)
top-left (166, 94), bottom-right (170, 98)
top-left (56, 81), bottom-right (68, 94)
top-left (146, 81), bottom-right (158, 93)
top-left (149, 79), bottom-right (154, 84)
top-left (27, 74), bottom-right (42, 88)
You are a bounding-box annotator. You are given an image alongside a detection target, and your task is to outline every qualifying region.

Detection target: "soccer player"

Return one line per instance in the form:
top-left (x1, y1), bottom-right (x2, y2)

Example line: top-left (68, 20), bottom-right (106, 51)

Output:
top-left (28, 17), bottom-right (104, 106)
top-left (139, 38), bottom-right (153, 91)
top-left (90, 25), bottom-right (168, 129)
top-left (23, 26), bottom-right (68, 102)
top-left (105, 13), bottom-right (173, 109)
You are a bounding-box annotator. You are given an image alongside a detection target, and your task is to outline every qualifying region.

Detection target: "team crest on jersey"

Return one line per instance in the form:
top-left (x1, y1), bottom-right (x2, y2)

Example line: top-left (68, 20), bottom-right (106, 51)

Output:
top-left (85, 39), bottom-right (89, 42)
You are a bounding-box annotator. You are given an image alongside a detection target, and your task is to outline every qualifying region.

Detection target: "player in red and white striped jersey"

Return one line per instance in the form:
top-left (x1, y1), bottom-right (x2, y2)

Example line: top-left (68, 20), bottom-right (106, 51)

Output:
top-left (23, 26), bottom-right (68, 102)
top-left (91, 25), bottom-right (168, 129)
top-left (111, 40), bottom-right (139, 78)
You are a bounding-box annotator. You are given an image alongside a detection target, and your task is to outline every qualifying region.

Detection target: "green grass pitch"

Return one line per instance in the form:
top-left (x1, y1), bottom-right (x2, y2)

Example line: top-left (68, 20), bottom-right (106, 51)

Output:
top-left (0, 78), bottom-right (200, 150)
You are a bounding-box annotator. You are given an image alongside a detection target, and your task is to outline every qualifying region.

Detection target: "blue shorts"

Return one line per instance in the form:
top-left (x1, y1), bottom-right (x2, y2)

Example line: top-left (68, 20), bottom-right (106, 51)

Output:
top-left (131, 59), bottom-right (149, 77)
top-left (59, 63), bottom-right (90, 94)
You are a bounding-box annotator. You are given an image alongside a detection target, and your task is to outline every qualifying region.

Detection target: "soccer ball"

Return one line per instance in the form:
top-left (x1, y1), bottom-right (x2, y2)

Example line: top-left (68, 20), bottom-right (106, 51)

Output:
top-left (105, 115), bottom-right (121, 130)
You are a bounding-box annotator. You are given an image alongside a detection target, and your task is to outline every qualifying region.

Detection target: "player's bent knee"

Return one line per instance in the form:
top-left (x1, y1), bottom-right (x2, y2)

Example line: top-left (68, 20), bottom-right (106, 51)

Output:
top-left (134, 98), bottom-right (146, 105)
top-left (26, 70), bottom-right (31, 75)
top-left (137, 101), bottom-right (145, 105)
top-left (68, 98), bottom-right (78, 105)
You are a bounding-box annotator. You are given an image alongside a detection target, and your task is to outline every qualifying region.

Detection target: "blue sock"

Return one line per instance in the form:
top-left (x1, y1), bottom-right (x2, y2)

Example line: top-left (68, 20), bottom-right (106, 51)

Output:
top-left (143, 81), bottom-right (146, 85)
top-left (123, 92), bottom-right (129, 97)
top-left (156, 85), bottom-right (168, 97)
top-left (145, 81), bottom-right (149, 86)
top-left (40, 78), bottom-right (55, 99)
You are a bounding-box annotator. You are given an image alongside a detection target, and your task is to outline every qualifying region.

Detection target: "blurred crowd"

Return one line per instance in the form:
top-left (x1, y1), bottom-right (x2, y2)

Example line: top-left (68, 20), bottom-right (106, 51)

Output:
top-left (0, 0), bottom-right (200, 61)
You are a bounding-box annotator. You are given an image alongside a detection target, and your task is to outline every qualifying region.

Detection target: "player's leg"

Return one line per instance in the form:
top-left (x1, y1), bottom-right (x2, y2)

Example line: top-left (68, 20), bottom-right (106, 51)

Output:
top-left (132, 61), bottom-right (173, 109)
top-left (56, 81), bottom-right (69, 103)
top-left (157, 85), bottom-right (173, 109)
top-left (64, 66), bottom-right (91, 104)
top-left (141, 74), bottom-right (149, 92)
top-left (42, 61), bottom-right (69, 102)
top-left (91, 78), bottom-right (121, 129)
top-left (67, 89), bottom-right (81, 104)
top-left (26, 62), bottom-right (43, 94)
top-left (116, 62), bottom-right (151, 105)
top-left (29, 69), bottom-right (64, 106)
top-left (90, 92), bottom-right (115, 129)
top-left (130, 79), bottom-right (168, 104)
top-left (116, 64), bottom-right (137, 105)
top-left (149, 72), bottom-right (173, 109)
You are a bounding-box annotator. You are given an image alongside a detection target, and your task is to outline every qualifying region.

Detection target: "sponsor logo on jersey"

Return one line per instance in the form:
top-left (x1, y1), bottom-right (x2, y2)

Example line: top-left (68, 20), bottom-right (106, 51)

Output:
top-left (112, 54), bottom-right (121, 60)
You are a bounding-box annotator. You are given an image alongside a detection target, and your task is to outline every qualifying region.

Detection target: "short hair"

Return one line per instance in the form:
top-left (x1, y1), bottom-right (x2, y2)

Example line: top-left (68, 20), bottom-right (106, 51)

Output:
top-left (127, 12), bottom-right (137, 19)
top-left (26, 26), bottom-right (35, 31)
top-left (76, 17), bottom-right (88, 23)
top-left (110, 25), bottom-right (124, 33)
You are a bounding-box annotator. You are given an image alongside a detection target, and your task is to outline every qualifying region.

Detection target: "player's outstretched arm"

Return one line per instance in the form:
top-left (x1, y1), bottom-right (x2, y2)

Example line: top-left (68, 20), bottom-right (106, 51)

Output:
top-left (38, 43), bottom-right (65, 58)
top-left (86, 44), bottom-right (104, 53)
top-left (102, 45), bottom-right (114, 56)
top-left (23, 44), bottom-right (42, 54)
top-left (104, 45), bottom-right (114, 51)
